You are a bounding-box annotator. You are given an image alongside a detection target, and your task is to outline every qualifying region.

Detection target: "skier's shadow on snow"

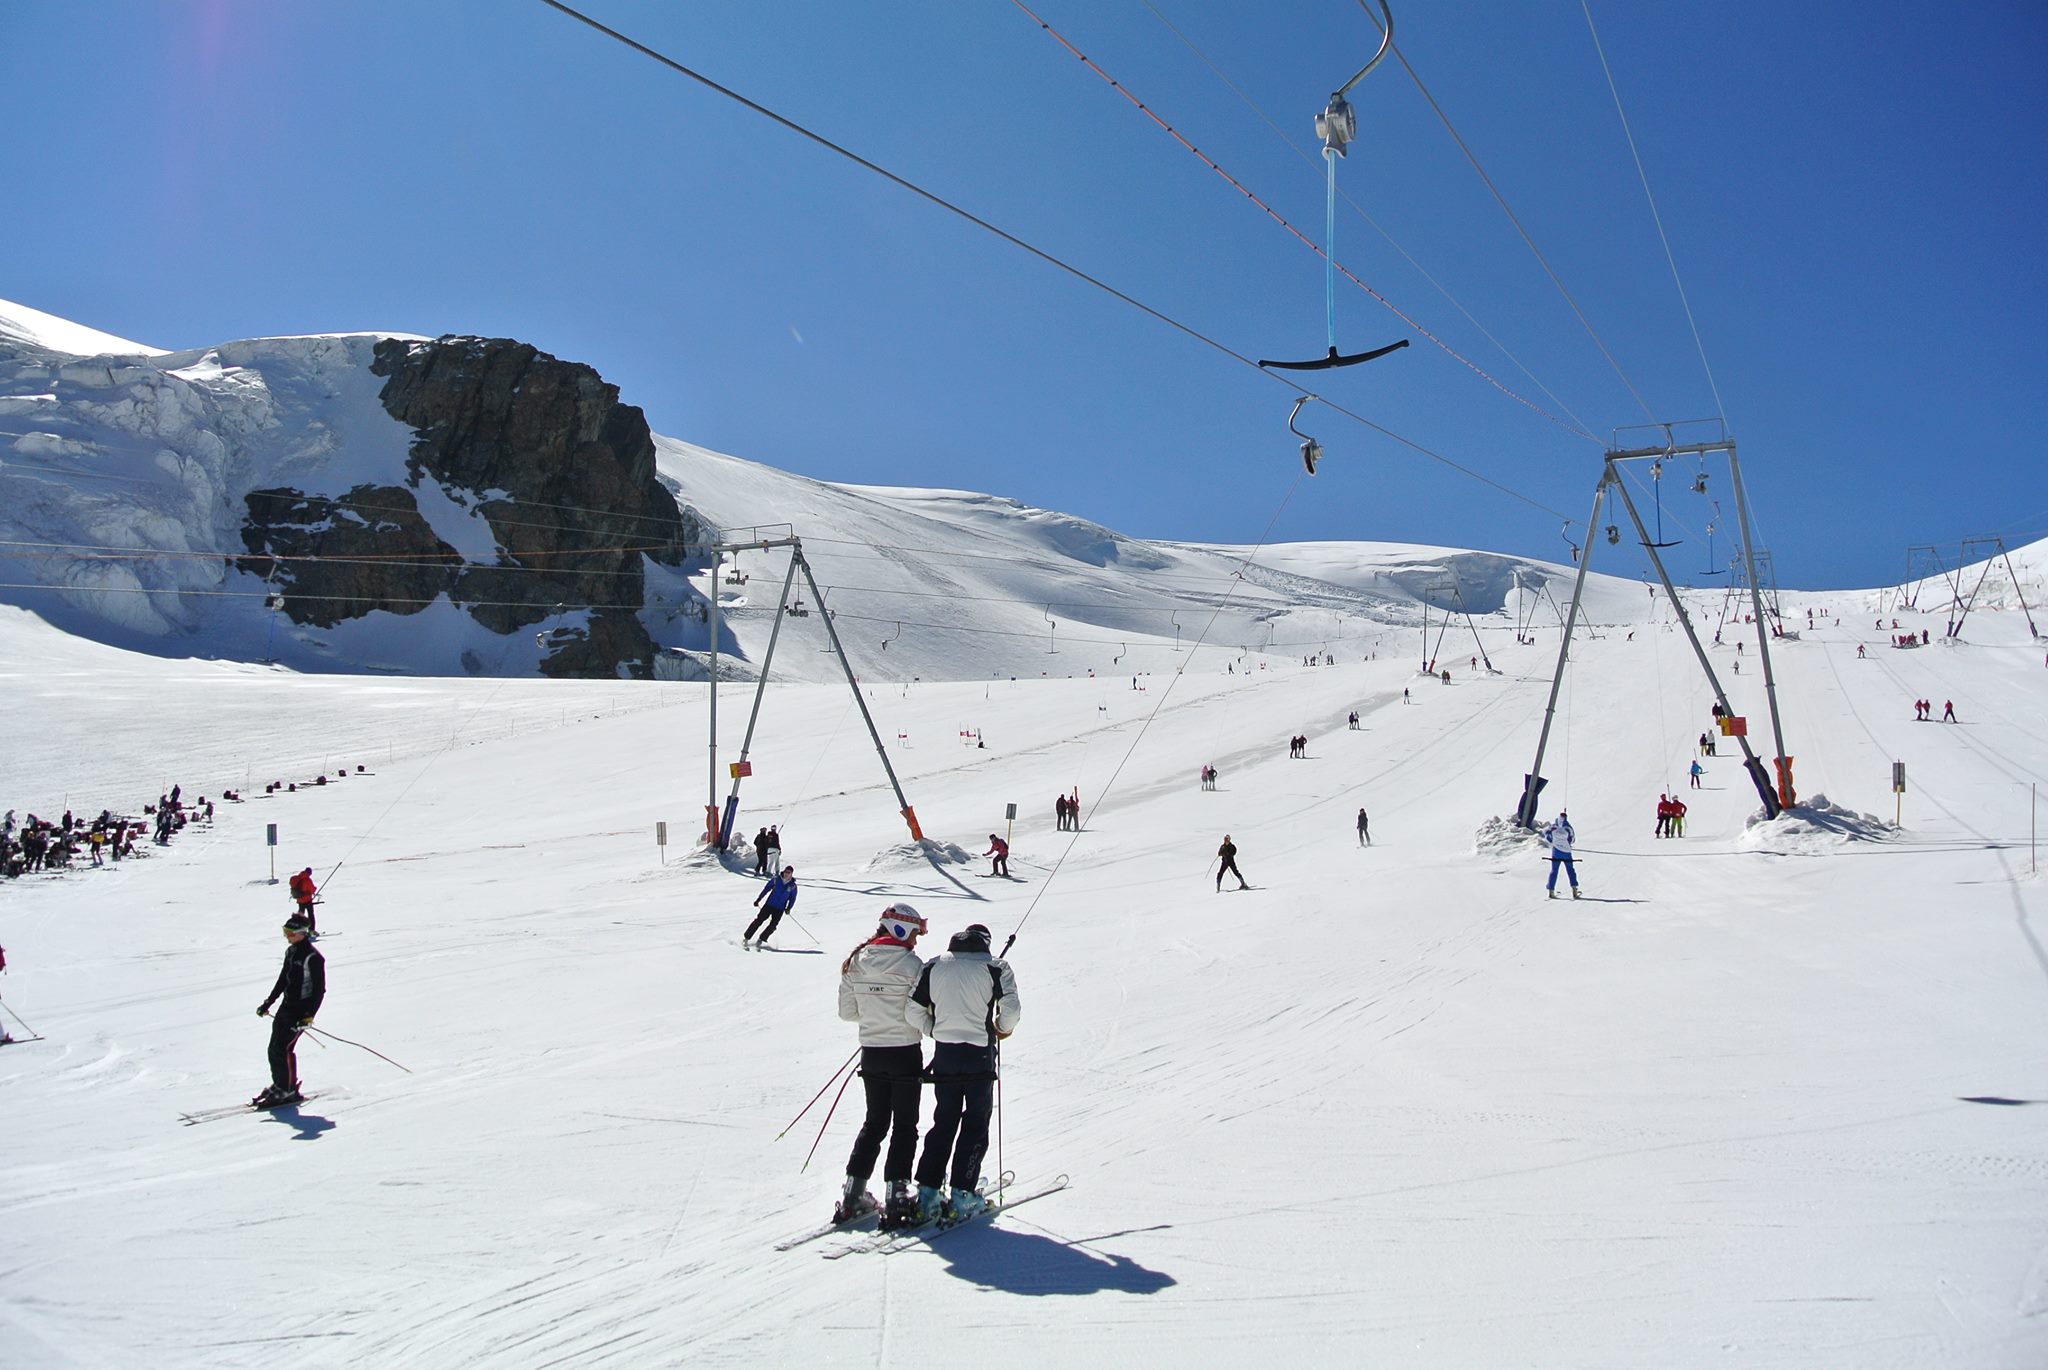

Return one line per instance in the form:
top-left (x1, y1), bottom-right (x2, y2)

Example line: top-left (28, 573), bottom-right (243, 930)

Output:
top-left (264, 1105), bottom-right (335, 1141)
top-left (931, 1225), bottom-right (1176, 1297)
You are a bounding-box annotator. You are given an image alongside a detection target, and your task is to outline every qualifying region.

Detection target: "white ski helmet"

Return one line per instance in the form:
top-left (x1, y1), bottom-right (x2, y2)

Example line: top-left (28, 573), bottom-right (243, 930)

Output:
top-left (879, 903), bottom-right (925, 941)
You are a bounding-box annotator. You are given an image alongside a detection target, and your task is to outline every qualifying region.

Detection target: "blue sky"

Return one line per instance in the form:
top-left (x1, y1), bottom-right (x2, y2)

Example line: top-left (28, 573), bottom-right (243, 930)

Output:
top-left (4, 1), bottom-right (2044, 589)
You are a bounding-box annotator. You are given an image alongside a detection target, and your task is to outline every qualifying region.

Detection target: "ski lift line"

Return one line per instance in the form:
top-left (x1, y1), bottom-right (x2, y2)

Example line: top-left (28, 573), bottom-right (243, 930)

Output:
top-left (1579, 0), bottom-right (1728, 428)
top-left (1005, 469), bottom-right (1312, 949)
top-left (1011, 0), bottom-right (1595, 440)
top-left (1350, 2), bottom-right (1659, 426)
top-left (537, 0), bottom-right (1573, 526)
top-left (1135, 0), bottom-right (1604, 442)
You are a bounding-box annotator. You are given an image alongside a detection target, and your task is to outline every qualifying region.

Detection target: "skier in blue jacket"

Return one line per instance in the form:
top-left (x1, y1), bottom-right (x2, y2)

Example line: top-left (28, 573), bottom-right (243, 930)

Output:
top-left (745, 866), bottom-right (799, 948)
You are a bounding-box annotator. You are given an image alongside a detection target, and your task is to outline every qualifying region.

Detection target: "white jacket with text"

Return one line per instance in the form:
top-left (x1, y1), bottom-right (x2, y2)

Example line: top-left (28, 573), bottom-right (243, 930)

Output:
top-left (838, 939), bottom-right (925, 1047)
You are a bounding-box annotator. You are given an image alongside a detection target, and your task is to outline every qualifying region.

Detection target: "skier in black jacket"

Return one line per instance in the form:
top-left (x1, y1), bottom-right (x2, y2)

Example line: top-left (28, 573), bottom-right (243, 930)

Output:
top-left (255, 914), bottom-right (326, 1106)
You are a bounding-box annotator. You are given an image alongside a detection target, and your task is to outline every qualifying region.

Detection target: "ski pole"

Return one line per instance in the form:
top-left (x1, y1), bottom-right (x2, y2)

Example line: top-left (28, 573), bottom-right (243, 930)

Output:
top-left (775, 1048), bottom-right (859, 1140)
top-left (301, 1025), bottom-right (412, 1073)
top-left (0, 995), bottom-right (45, 1041)
top-left (779, 911), bottom-right (821, 946)
top-left (800, 1061), bottom-right (861, 1173)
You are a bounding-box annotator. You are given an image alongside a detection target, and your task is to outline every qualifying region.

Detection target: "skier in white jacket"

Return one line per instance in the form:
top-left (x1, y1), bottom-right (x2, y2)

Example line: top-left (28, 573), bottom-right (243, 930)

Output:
top-left (835, 903), bottom-right (929, 1224)
top-left (1543, 811), bottom-right (1580, 899)
top-left (909, 923), bottom-right (1021, 1221)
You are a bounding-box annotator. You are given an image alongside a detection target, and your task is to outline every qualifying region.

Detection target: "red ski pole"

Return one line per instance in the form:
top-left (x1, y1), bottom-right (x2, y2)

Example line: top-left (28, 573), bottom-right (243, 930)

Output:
top-left (800, 1061), bottom-right (862, 1173)
top-left (775, 1048), bottom-right (858, 1141)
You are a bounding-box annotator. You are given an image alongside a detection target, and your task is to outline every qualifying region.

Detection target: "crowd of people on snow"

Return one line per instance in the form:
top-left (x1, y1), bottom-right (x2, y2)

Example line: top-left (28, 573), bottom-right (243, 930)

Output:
top-left (2, 763), bottom-right (374, 884)
top-left (0, 789), bottom-right (197, 880)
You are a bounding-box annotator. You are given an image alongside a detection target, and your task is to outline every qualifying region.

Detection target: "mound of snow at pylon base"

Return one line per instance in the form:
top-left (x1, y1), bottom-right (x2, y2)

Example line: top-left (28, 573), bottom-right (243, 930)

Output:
top-left (1738, 793), bottom-right (1900, 855)
top-left (863, 839), bottom-right (973, 872)
top-left (1471, 813), bottom-right (1549, 859)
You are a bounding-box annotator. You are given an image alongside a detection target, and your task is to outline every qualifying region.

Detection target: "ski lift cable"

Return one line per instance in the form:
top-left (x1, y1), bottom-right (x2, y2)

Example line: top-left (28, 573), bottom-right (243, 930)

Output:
top-left (1003, 468), bottom-right (1315, 950)
top-left (1579, 0), bottom-right (1729, 428)
top-left (1136, 0), bottom-right (1604, 443)
top-left (1012, 0), bottom-right (1592, 438)
top-left (1351, 1), bottom-right (1660, 425)
top-left (535, 0), bottom-right (1574, 526)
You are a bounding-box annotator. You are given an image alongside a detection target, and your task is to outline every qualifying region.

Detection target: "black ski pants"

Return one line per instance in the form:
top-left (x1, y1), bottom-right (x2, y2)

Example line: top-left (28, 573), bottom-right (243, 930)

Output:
top-left (745, 903), bottom-right (788, 943)
top-left (915, 1042), bottom-right (996, 1191)
top-left (267, 1017), bottom-right (304, 1091)
top-left (847, 1044), bottom-right (924, 1183)
top-left (1217, 856), bottom-right (1245, 888)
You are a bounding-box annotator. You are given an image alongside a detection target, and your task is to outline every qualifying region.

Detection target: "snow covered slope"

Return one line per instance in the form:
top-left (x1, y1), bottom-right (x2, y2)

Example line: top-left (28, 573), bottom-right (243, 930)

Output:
top-left (2, 557), bottom-right (2045, 1368)
top-left (2, 298), bottom-right (1624, 683)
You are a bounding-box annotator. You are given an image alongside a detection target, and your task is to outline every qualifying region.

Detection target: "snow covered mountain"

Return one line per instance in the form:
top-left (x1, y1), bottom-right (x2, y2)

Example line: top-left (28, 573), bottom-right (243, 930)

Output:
top-left (4, 299), bottom-right (1631, 685)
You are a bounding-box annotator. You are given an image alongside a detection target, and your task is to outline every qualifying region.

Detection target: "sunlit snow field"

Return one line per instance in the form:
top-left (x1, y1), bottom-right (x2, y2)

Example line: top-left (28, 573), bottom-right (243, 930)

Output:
top-left (4, 570), bottom-right (2046, 1369)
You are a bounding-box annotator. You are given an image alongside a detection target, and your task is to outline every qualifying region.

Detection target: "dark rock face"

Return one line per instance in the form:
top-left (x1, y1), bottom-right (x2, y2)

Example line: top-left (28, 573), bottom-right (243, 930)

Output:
top-left (237, 335), bottom-right (704, 677)
top-left (237, 485), bottom-right (459, 628)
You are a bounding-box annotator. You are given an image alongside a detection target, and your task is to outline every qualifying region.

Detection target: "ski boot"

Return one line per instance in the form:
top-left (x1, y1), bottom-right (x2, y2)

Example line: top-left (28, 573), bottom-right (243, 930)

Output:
top-left (944, 1187), bottom-right (989, 1222)
top-left (880, 1179), bottom-right (920, 1229)
top-left (1571, 887), bottom-right (1582, 899)
top-left (834, 1175), bottom-right (878, 1224)
top-left (1547, 889), bottom-right (1557, 900)
top-left (912, 1183), bottom-right (945, 1224)
top-left (251, 1084), bottom-right (298, 1108)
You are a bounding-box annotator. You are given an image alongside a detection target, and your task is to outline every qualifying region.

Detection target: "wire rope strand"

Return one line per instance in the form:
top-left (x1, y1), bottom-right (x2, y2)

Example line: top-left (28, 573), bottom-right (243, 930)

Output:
top-left (533, 0), bottom-right (1572, 524)
top-left (1579, 0), bottom-right (1728, 427)
top-left (1009, 0), bottom-right (1597, 441)
top-left (1136, 0), bottom-right (1602, 442)
top-left (1006, 469), bottom-right (1311, 946)
top-left (1350, 2), bottom-right (1661, 425)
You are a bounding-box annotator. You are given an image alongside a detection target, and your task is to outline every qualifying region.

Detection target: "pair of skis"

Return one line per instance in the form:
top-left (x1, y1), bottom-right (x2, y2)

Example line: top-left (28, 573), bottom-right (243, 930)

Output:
top-left (178, 1092), bottom-right (323, 1126)
top-left (819, 1173), bottom-right (1070, 1258)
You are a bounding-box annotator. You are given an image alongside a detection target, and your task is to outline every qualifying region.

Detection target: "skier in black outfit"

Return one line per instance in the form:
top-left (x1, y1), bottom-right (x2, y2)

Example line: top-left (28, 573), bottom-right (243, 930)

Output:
top-left (752, 828), bottom-right (771, 876)
top-left (255, 914), bottom-right (325, 1106)
top-left (909, 923), bottom-right (1021, 1222)
top-left (1216, 835), bottom-right (1247, 890)
top-left (1356, 808), bottom-right (1370, 846)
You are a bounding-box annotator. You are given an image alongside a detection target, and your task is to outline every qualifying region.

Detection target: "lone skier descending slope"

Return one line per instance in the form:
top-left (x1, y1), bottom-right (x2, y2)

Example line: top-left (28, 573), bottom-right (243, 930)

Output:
top-left (835, 903), bottom-right (928, 1226)
top-left (1216, 835), bottom-right (1248, 891)
top-left (745, 866), bottom-right (799, 949)
top-left (254, 914), bottom-right (325, 1106)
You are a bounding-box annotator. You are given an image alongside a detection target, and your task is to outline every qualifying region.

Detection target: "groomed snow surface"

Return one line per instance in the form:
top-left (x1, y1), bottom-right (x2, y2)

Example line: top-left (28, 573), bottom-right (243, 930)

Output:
top-left (3, 588), bottom-right (2046, 1368)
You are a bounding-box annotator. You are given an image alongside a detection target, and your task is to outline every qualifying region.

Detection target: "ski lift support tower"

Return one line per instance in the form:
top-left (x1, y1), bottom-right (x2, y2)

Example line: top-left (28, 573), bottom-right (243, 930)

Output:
top-left (697, 530), bottom-right (924, 850)
top-left (1515, 423), bottom-right (1793, 826)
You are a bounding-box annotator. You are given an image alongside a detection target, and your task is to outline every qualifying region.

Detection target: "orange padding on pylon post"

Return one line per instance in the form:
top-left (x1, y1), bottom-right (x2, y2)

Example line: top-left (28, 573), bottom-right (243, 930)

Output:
top-left (1775, 758), bottom-right (1796, 809)
top-left (902, 807), bottom-right (924, 842)
top-left (704, 804), bottom-right (720, 846)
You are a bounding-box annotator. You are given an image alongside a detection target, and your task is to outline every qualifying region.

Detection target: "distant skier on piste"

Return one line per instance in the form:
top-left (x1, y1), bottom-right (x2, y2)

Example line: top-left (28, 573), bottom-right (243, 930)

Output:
top-left (254, 914), bottom-right (325, 1106)
top-left (1216, 835), bottom-right (1248, 891)
top-left (1543, 811), bottom-right (1580, 899)
top-left (288, 866), bottom-right (318, 933)
top-left (984, 834), bottom-right (1009, 878)
top-left (835, 903), bottom-right (929, 1226)
top-left (1356, 808), bottom-right (1370, 846)
top-left (744, 866), bottom-right (799, 949)
top-left (909, 923), bottom-right (1021, 1223)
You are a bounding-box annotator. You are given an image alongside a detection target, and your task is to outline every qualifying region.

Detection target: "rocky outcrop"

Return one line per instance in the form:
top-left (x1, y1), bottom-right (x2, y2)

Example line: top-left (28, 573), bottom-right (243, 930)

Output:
top-left (237, 485), bottom-right (458, 627)
top-left (237, 335), bottom-right (706, 677)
